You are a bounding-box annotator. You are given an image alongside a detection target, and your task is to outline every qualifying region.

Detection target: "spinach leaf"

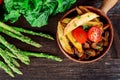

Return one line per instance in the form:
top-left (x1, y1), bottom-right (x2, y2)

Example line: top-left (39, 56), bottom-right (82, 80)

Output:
top-left (3, 0), bottom-right (76, 27)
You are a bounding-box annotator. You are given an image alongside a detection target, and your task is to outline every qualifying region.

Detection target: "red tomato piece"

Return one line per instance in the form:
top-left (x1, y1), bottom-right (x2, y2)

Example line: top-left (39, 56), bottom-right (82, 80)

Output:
top-left (72, 27), bottom-right (87, 44)
top-left (88, 26), bottom-right (102, 43)
top-left (0, 0), bottom-right (3, 5)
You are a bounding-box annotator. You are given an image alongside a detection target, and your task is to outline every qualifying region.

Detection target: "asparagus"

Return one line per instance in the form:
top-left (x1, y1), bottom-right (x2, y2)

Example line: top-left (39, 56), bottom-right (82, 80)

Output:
top-left (23, 51), bottom-right (62, 62)
top-left (0, 27), bottom-right (41, 48)
top-left (10, 57), bottom-right (20, 67)
top-left (0, 22), bottom-right (21, 35)
top-left (5, 50), bottom-right (17, 59)
top-left (14, 27), bottom-right (54, 40)
top-left (0, 44), bottom-right (17, 58)
top-left (0, 22), bottom-right (63, 77)
top-left (0, 44), bottom-right (20, 67)
top-left (5, 50), bottom-right (20, 67)
top-left (0, 48), bottom-right (22, 75)
top-left (0, 61), bottom-right (14, 77)
top-left (0, 35), bottom-right (30, 65)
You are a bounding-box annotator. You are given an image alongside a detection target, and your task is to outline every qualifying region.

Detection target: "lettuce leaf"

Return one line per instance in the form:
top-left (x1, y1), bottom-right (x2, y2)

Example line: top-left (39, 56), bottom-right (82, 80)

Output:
top-left (3, 0), bottom-right (76, 27)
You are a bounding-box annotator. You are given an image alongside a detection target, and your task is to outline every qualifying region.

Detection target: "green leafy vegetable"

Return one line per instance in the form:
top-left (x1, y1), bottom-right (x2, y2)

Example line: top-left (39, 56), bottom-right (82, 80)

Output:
top-left (3, 0), bottom-right (76, 27)
top-left (82, 25), bottom-right (89, 31)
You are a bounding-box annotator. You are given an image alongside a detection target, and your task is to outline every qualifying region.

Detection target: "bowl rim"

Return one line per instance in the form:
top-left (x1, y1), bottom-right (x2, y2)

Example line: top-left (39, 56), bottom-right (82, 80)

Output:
top-left (56, 6), bottom-right (114, 63)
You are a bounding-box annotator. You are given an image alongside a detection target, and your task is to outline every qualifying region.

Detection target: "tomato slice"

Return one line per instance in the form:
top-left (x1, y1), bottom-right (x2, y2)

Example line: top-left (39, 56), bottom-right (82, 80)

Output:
top-left (0, 0), bottom-right (3, 5)
top-left (88, 26), bottom-right (102, 43)
top-left (72, 27), bottom-right (87, 44)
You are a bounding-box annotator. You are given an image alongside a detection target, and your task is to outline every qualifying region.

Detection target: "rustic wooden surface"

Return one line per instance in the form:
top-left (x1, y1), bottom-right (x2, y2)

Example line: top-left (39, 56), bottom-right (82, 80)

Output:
top-left (0, 0), bottom-right (120, 80)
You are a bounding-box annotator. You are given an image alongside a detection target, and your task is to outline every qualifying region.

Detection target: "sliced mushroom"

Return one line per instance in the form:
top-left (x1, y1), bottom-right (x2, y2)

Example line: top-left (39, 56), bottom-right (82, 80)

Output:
top-left (83, 42), bottom-right (90, 49)
top-left (74, 48), bottom-right (84, 58)
top-left (103, 31), bottom-right (109, 41)
top-left (86, 49), bottom-right (96, 57)
top-left (91, 42), bottom-right (103, 50)
top-left (103, 31), bottom-right (109, 46)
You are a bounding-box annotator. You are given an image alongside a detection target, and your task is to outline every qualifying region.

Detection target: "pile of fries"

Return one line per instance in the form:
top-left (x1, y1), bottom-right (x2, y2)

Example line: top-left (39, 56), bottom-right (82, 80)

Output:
top-left (57, 6), bottom-right (110, 60)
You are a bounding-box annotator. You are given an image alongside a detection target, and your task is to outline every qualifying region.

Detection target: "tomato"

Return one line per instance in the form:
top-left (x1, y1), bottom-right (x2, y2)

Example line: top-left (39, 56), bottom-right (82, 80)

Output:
top-left (0, 0), bottom-right (3, 5)
top-left (88, 26), bottom-right (102, 43)
top-left (72, 27), bottom-right (87, 44)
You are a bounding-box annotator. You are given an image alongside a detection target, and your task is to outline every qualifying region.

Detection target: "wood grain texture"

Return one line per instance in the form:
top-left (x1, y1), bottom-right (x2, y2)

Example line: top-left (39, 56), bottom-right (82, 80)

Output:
top-left (0, 0), bottom-right (120, 80)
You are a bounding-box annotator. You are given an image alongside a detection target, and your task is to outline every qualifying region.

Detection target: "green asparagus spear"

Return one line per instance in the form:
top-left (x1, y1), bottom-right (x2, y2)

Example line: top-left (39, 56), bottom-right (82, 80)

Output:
top-left (0, 43), bottom-right (6, 49)
top-left (5, 50), bottom-right (17, 59)
top-left (0, 22), bottom-right (21, 35)
top-left (22, 51), bottom-right (62, 62)
top-left (0, 43), bottom-right (17, 58)
top-left (0, 46), bottom-right (20, 67)
top-left (14, 27), bottom-right (54, 40)
top-left (8, 63), bottom-right (22, 75)
top-left (10, 57), bottom-right (20, 67)
top-left (0, 35), bottom-right (30, 65)
top-left (0, 61), bottom-right (14, 77)
top-left (0, 27), bottom-right (41, 48)
top-left (0, 48), bottom-right (22, 75)
top-left (5, 50), bottom-right (20, 67)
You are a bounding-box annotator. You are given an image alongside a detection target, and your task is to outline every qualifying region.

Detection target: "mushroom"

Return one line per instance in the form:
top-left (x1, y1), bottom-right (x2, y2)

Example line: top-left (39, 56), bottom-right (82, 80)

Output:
top-left (74, 48), bottom-right (84, 58)
top-left (91, 42), bottom-right (103, 50)
top-left (103, 31), bottom-right (109, 46)
top-left (86, 49), bottom-right (96, 57)
top-left (83, 42), bottom-right (90, 49)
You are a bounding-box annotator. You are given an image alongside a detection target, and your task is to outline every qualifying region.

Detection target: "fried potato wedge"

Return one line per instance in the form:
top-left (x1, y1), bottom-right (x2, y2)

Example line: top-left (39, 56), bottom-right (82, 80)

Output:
top-left (67, 32), bottom-right (83, 57)
top-left (76, 7), bottom-right (83, 15)
top-left (62, 18), bottom-right (72, 24)
top-left (64, 12), bottom-right (99, 35)
top-left (79, 6), bottom-right (100, 22)
top-left (83, 21), bottom-right (103, 27)
top-left (103, 24), bottom-right (109, 30)
top-left (57, 22), bottom-right (74, 54)
top-left (79, 6), bottom-right (90, 13)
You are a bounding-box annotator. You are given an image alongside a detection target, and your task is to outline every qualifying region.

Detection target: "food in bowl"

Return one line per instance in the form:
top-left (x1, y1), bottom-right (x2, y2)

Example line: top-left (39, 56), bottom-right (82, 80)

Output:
top-left (57, 6), bottom-right (113, 62)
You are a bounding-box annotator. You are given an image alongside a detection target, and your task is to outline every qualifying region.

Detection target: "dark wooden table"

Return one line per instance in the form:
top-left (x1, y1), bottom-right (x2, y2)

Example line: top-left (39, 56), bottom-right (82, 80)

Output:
top-left (0, 0), bottom-right (120, 80)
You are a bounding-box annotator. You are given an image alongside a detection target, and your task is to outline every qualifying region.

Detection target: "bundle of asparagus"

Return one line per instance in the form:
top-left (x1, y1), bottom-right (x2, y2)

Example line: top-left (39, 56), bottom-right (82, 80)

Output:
top-left (0, 22), bottom-right (62, 77)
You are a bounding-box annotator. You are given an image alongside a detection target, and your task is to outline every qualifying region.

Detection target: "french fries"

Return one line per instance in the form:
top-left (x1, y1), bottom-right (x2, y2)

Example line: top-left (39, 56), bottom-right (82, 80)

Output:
top-left (57, 22), bottom-right (74, 54)
top-left (79, 6), bottom-right (90, 13)
top-left (67, 32), bottom-right (83, 57)
top-left (64, 12), bottom-right (99, 35)
top-left (83, 21), bottom-right (103, 27)
top-left (61, 18), bottom-right (72, 24)
top-left (62, 18), bottom-right (83, 56)
top-left (103, 24), bottom-right (109, 30)
top-left (79, 6), bottom-right (100, 22)
top-left (57, 6), bottom-right (108, 60)
top-left (76, 7), bottom-right (83, 15)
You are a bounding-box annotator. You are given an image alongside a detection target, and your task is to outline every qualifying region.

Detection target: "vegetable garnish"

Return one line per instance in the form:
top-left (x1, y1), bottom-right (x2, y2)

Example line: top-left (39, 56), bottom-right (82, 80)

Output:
top-left (72, 27), bottom-right (87, 44)
top-left (0, 22), bottom-right (62, 77)
top-left (82, 25), bottom-right (89, 31)
top-left (3, 0), bottom-right (76, 27)
top-left (88, 26), bottom-right (102, 43)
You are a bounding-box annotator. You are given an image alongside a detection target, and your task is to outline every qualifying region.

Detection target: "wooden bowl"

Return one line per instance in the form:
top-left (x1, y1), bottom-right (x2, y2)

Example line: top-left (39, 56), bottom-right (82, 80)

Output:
top-left (56, 6), bottom-right (114, 63)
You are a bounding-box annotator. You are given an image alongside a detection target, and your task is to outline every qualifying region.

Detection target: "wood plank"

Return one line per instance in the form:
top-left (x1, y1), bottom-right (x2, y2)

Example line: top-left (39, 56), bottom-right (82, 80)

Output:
top-left (0, 0), bottom-right (120, 80)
